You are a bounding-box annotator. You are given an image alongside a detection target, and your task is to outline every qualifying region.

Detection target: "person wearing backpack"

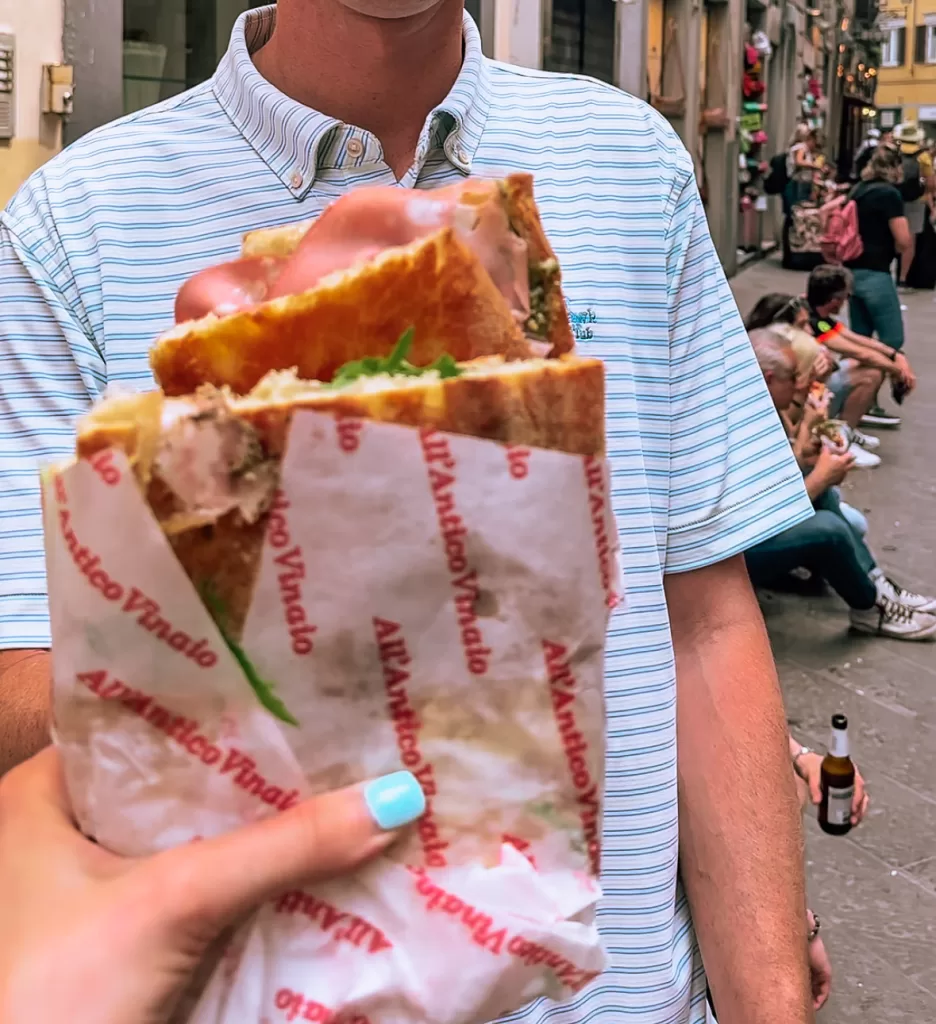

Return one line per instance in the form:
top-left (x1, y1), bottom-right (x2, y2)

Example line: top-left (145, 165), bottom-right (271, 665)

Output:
top-left (840, 146), bottom-right (913, 426)
top-left (895, 122), bottom-right (935, 290)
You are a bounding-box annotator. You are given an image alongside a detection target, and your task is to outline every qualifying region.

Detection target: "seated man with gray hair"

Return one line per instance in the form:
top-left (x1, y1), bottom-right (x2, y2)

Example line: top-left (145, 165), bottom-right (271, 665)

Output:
top-left (744, 328), bottom-right (936, 641)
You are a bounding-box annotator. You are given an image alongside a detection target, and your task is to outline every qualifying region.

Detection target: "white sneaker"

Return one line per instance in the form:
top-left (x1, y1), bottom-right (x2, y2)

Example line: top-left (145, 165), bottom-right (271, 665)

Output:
top-left (871, 569), bottom-right (936, 614)
top-left (847, 442), bottom-right (881, 468)
top-left (850, 428), bottom-right (881, 451)
top-left (850, 600), bottom-right (936, 641)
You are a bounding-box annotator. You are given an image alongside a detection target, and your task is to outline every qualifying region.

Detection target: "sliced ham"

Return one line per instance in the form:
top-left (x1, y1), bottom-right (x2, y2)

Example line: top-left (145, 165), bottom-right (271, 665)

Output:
top-left (174, 181), bottom-right (530, 327)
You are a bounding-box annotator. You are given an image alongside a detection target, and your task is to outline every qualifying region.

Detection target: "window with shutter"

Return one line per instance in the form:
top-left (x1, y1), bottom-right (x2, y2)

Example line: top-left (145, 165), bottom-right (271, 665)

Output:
top-left (916, 25), bottom-right (927, 64)
top-left (544, 0), bottom-right (616, 83)
top-left (881, 23), bottom-right (907, 66)
top-left (927, 25), bottom-right (936, 63)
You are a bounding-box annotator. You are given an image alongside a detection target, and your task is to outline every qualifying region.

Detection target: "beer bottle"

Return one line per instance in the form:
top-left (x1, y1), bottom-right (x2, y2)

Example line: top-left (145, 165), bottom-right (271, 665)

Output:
top-left (818, 713), bottom-right (855, 836)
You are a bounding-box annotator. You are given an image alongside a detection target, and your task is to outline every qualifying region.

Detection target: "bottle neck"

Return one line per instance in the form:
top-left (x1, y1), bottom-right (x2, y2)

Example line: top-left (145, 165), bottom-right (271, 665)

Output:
top-left (829, 726), bottom-right (849, 758)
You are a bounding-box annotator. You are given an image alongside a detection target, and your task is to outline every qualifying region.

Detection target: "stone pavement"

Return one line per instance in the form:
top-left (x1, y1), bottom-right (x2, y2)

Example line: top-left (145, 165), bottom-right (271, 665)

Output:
top-left (730, 259), bottom-right (936, 1023)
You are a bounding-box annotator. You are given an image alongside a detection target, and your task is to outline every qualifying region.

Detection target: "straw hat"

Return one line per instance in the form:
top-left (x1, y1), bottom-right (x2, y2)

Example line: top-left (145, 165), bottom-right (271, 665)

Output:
top-left (895, 122), bottom-right (925, 146)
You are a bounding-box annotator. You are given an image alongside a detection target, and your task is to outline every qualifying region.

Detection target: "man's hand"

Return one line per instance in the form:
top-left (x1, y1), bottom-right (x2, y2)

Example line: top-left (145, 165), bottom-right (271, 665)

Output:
top-left (0, 748), bottom-right (425, 1024)
top-left (0, 650), bottom-right (51, 777)
top-left (892, 353), bottom-right (916, 392)
top-left (801, 391), bottom-right (831, 433)
top-left (805, 448), bottom-right (854, 500)
top-left (810, 350), bottom-right (836, 383)
top-left (666, 555), bottom-right (813, 1024)
top-left (794, 750), bottom-right (869, 827)
top-left (807, 934), bottom-right (832, 1011)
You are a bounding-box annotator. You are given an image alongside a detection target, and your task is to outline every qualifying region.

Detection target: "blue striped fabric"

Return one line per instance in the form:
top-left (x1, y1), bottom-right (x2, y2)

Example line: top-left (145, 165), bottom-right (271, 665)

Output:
top-left (0, 7), bottom-right (811, 1022)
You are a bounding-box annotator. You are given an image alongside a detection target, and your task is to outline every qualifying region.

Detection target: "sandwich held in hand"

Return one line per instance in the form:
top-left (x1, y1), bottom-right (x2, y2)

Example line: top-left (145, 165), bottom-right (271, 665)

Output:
top-left (42, 177), bottom-right (616, 1024)
top-left (155, 174), bottom-right (574, 395)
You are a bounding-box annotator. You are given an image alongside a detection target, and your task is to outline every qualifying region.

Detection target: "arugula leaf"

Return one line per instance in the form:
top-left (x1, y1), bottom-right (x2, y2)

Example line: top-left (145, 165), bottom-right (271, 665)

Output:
top-left (327, 327), bottom-right (462, 388)
top-left (201, 584), bottom-right (299, 727)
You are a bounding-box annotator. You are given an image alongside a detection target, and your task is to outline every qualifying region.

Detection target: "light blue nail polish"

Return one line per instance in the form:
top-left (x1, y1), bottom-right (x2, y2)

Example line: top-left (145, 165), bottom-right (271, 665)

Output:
top-left (364, 771), bottom-right (426, 831)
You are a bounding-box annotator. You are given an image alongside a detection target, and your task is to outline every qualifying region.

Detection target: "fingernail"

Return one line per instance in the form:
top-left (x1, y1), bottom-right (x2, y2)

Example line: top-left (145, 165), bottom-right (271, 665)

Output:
top-left (363, 771), bottom-right (426, 831)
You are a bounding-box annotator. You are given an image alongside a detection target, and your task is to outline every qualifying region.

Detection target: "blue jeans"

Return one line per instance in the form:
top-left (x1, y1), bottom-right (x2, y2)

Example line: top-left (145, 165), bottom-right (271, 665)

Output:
top-left (745, 490), bottom-right (877, 609)
top-left (848, 267), bottom-right (905, 351)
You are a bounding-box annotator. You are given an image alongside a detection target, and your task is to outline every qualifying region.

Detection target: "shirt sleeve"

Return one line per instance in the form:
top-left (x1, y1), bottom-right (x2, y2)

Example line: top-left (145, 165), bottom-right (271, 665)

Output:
top-left (881, 185), bottom-right (905, 219)
top-left (0, 204), bottom-right (105, 649)
top-left (662, 171), bottom-right (813, 574)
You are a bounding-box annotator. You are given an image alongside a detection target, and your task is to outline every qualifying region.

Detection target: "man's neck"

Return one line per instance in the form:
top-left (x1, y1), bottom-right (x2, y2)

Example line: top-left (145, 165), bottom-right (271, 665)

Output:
top-left (253, 0), bottom-right (465, 178)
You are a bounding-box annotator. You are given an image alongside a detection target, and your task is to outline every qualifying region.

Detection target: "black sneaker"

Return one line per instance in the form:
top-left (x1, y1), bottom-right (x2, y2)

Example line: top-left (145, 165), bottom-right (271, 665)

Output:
top-left (860, 404), bottom-right (901, 428)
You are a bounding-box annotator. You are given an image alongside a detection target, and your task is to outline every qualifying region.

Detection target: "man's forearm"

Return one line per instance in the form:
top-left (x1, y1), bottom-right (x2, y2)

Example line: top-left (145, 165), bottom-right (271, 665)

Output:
top-left (827, 334), bottom-right (894, 369)
top-left (840, 326), bottom-right (896, 358)
top-left (0, 650), bottom-right (51, 776)
top-left (665, 556), bottom-right (812, 1024)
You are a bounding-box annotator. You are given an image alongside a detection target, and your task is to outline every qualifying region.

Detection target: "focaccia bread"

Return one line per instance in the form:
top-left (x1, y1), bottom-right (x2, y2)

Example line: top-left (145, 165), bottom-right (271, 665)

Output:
top-left (77, 355), bottom-right (605, 639)
top-left (151, 175), bottom-right (574, 397)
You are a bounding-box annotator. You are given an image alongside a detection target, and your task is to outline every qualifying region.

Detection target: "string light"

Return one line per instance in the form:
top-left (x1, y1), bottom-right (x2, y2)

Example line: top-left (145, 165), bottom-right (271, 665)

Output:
top-left (841, 16), bottom-right (849, 31)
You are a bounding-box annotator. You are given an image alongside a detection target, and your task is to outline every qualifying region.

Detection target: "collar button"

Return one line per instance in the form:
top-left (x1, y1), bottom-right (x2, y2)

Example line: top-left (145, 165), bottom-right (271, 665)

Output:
top-left (290, 170), bottom-right (304, 189)
top-left (347, 138), bottom-right (364, 158)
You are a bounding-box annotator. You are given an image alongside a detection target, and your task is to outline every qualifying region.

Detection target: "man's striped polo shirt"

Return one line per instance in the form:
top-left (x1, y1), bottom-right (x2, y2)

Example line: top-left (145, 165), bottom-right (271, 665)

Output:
top-left (0, 7), bottom-right (811, 1023)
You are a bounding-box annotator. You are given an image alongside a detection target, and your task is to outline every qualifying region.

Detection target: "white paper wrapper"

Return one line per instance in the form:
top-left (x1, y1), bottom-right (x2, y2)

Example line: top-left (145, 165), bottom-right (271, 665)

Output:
top-left (43, 410), bottom-right (620, 1024)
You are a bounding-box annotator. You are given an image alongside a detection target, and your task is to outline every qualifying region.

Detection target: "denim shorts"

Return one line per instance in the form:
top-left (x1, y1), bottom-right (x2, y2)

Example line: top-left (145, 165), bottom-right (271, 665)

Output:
top-left (826, 358), bottom-right (857, 419)
top-left (848, 267), bottom-right (904, 350)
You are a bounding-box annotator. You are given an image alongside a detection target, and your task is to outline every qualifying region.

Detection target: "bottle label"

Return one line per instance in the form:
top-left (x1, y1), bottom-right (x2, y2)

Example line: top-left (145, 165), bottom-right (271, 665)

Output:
top-left (830, 728), bottom-right (849, 758)
top-left (826, 785), bottom-right (854, 826)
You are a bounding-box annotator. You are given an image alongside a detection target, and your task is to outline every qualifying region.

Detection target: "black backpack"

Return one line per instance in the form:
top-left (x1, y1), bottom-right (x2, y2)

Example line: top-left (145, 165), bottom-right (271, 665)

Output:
top-left (764, 152), bottom-right (789, 195)
top-left (900, 152), bottom-right (925, 202)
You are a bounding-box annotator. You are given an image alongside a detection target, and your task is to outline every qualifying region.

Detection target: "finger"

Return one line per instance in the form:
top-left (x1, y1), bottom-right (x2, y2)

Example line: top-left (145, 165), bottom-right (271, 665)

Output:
top-left (147, 771), bottom-right (425, 935)
top-left (809, 776), bottom-right (822, 805)
top-left (852, 775), bottom-right (865, 812)
top-left (852, 793), bottom-right (870, 826)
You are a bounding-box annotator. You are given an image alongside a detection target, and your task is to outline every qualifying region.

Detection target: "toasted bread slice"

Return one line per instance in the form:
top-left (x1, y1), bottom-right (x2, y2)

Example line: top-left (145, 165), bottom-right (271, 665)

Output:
top-left (151, 229), bottom-right (528, 397)
top-left (77, 355), bottom-right (604, 638)
top-left (241, 174), bottom-right (575, 358)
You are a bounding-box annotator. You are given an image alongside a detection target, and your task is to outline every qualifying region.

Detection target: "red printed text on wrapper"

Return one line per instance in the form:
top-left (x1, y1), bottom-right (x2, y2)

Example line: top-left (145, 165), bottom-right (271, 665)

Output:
top-left (335, 416), bottom-right (364, 454)
top-left (274, 890), bottom-right (392, 954)
top-left (374, 617), bottom-right (449, 867)
top-left (419, 428), bottom-right (491, 677)
top-left (75, 670), bottom-right (302, 812)
top-left (54, 479), bottom-right (219, 668)
top-left (410, 869), bottom-right (600, 994)
top-left (505, 444), bottom-right (531, 479)
top-left (583, 455), bottom-right (620, 610)
top-left (544, 640), bottom-right (602, 876)
top-left (274, 988), bottom-right (370, 1024)
top-left (266, 491), bottom-right (318, 656)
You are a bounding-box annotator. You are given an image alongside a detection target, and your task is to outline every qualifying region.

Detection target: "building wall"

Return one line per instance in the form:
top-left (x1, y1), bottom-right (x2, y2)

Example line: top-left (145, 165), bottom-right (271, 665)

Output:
top-left (0, 0), bottom-right (63, 206)
top-left (876, 0), bottom-right (936, 132)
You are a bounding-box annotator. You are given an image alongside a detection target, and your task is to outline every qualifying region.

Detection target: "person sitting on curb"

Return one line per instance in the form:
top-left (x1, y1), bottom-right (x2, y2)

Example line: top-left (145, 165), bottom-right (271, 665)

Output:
top-left (744, 328), bottom-right (936, 641)
top-left (806, 265), bottom-right (916, 435)
top-left (743, 291), bottom-right (901, 468)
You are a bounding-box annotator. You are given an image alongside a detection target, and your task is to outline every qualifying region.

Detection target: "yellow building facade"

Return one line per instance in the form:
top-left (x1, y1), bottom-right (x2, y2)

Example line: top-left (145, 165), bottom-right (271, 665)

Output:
top-left (875, 0), bottom-right (936, 136)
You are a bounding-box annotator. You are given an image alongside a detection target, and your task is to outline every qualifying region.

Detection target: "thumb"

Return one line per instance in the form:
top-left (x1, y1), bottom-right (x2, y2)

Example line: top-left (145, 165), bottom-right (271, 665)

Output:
top-left (144, 771), bottom-right (425, 938)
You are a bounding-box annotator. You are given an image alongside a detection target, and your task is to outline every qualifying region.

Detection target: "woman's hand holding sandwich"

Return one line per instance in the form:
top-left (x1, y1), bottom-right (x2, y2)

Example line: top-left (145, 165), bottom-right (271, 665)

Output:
top-left (0, 748), bottom-right (424, 1023)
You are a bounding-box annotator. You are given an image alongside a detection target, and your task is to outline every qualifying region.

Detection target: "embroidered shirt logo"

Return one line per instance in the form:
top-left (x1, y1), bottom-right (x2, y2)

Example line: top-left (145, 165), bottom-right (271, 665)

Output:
top-left (569, 308), bottom-right (597, 341)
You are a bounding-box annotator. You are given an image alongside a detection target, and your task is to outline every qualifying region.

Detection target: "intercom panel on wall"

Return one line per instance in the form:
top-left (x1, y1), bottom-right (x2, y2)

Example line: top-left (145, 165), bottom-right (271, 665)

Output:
top-left (0, 32), bottom-right (14, 141)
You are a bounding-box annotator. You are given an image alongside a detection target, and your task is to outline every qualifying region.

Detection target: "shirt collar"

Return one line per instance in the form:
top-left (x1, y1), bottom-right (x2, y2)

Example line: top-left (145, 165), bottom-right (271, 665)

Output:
top-left (212, 4), bottom-right (490, 195)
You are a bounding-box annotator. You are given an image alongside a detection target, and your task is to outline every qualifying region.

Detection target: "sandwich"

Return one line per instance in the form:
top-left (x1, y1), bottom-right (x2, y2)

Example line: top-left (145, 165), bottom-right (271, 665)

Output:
top-left (813, 418), bottom-right (848, 452)
top-left (152, 174), bottom-right (575, 397)
top-left (76, 339), bottom-right (604, 714)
